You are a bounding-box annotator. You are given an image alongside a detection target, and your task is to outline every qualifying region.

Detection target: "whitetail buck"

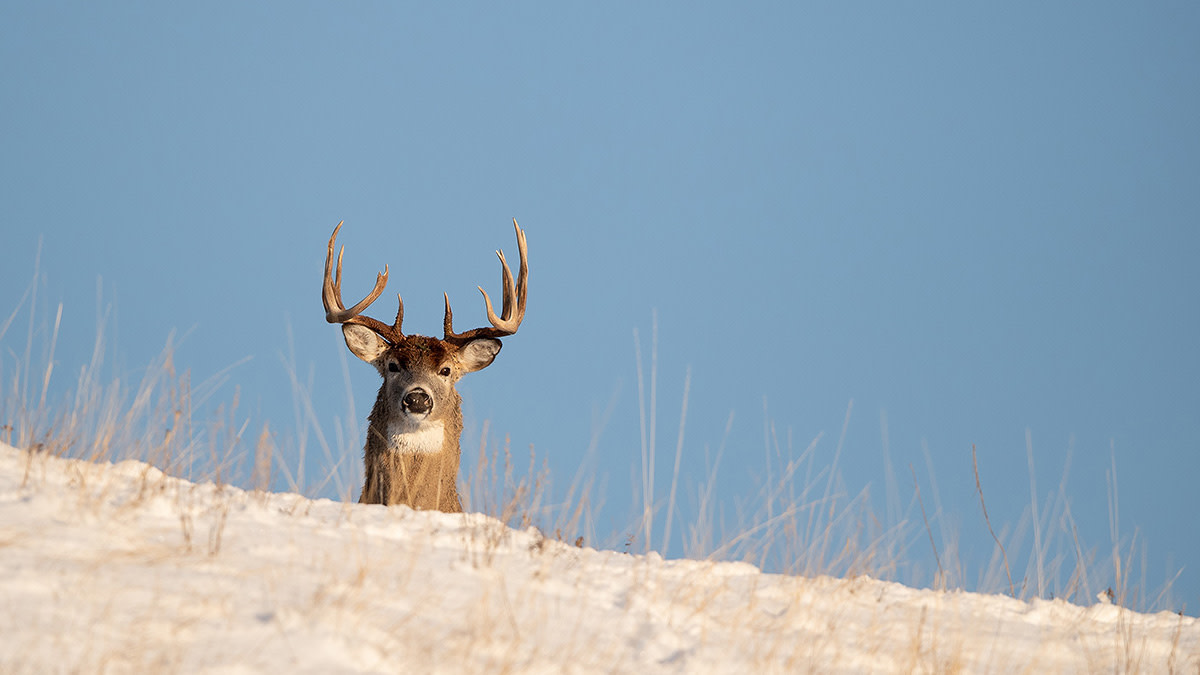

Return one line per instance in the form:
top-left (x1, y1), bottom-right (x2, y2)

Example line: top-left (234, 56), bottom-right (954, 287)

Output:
top-left (322, 219), bottom-right (528, 512)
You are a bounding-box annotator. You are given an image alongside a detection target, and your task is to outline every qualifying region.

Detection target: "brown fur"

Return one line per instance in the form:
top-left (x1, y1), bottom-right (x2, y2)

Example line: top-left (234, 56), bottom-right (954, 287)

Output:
top-left (359, 350), bottom-right (464, 511)
top-left (351, 334), bottom-right (498, 513)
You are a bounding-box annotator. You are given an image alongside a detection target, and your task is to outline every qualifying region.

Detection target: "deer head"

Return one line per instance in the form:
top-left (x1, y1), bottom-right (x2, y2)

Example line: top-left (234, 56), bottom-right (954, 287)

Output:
top-left (322, 219), bottom-right (528, 511)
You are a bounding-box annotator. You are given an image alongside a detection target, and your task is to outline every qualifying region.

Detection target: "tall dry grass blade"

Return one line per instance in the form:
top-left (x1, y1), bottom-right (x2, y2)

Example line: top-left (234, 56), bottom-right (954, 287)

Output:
top-left (689, 410), bottom-right (733, 559)
top-left (911, 464), bottom-right (944, 588)
top-left (973, 444), bottom-right (1015, 597)
top-left (1025, 428), bottom-right (1045, 598)
top-left (252, 423), bottom-right (273, 492)
top-left (633, 311), bottom-right (659, 554)
top-left (879, 409), bottom-right (901, 568)
top-left (661, 365), bottom-right (690, 555)
top-left (20, 238), bottom-right (42, 426)
top-left (36, 303), bottom-right (62, 417)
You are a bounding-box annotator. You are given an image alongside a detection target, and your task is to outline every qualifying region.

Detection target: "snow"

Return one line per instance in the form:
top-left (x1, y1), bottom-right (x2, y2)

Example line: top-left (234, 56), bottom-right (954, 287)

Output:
top-left (2, 442), bottom-right (1196, 674)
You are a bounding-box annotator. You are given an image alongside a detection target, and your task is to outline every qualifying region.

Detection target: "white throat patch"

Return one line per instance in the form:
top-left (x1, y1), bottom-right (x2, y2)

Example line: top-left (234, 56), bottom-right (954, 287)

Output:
top-left (385, 420), bottom-right (445, 454)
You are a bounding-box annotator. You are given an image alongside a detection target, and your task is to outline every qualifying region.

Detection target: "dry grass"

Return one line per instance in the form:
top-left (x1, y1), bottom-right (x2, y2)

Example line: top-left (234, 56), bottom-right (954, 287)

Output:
top-left (5, 262), bottom-right (1181, 611)
top-left (3, 276), bottom-right (1185, 610)
top-left (2, 274), bottom-right (1196, 673)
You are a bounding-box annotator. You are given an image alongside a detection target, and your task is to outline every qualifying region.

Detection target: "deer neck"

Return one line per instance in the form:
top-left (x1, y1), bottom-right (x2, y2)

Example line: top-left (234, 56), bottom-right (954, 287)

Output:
top-left (360, 391), bottom-right (464, 511)
top-left (383, 418), bottom-right (447, 454)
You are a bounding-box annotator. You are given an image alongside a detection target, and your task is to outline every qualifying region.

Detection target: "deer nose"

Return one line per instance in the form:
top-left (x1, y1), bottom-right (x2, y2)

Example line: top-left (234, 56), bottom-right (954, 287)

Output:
top-left (402, 388), bottom-right (433, 415)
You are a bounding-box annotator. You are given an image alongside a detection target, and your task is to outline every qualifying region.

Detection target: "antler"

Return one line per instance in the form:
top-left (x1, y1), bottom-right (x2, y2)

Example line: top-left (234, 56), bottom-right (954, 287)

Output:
top-left (323, 221), bottom-right (406, 343)
top-left (444, 219), bottom-right (529, 344)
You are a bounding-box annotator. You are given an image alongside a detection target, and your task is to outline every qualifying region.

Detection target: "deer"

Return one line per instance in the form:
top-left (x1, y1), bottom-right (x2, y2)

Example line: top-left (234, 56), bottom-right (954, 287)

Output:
top-left (322, 219), bottom-right (528, 513)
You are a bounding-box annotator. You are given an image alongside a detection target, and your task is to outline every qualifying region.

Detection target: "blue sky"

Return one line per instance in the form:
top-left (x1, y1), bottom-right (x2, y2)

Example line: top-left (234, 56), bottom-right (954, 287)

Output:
top-left (3, 3), bottom-right (1198, 608)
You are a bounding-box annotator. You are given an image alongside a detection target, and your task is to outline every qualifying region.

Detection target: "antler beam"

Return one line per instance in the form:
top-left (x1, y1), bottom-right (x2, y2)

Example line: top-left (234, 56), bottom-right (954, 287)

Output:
top-left (322, 221), bottom-right (406, 343)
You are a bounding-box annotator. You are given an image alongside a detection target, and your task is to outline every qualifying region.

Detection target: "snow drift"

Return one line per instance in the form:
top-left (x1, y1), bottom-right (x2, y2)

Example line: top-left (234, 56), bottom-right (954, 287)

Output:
top-left (1, 442), bottom-right (1195, 673)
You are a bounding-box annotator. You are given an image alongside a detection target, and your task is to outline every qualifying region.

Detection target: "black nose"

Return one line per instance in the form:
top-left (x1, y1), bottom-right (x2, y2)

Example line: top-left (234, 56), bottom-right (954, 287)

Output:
top-left (403, 389), bottom-right (432, 415)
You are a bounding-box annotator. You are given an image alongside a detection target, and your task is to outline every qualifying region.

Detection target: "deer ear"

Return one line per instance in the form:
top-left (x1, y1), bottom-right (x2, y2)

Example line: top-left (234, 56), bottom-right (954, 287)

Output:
top-left (342, 324), bottom-right (389, 364)
top-left (458, 338), bottom-right (502, 373)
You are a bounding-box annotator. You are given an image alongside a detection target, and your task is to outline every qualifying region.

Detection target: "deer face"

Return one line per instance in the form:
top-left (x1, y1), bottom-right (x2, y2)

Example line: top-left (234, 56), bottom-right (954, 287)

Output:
top-left (341, 324), bottom-right (501, 452)
top-left (323, 219), bottom-right (526, 469)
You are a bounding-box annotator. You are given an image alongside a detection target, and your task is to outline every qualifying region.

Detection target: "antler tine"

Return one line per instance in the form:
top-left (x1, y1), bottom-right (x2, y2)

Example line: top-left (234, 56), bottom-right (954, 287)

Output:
top-left (444, 219), bottom-right (529, 342)
top-left (393, 294), bottom-right (405, 331)
top-left (322, 221), bottom-right (405, 342)
top-left (481, 219), bottom-right (528, 327)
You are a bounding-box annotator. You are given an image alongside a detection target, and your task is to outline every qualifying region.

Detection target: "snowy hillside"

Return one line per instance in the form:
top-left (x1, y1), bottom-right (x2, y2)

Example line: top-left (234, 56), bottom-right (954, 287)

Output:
top-left (2, 442), bottom-right (1196, 674)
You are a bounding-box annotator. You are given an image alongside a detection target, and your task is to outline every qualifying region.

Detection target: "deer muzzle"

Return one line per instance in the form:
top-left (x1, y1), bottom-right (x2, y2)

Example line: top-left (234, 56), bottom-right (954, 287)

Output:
top-left (402, 388), bottom-right (433, 415)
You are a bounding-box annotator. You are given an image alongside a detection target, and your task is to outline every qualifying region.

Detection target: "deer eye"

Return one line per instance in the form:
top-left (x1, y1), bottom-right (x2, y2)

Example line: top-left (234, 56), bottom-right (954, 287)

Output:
top-left (388, 362), bottom-right (400, 373)
top-left (439, 367), bottom-right (452, 377)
